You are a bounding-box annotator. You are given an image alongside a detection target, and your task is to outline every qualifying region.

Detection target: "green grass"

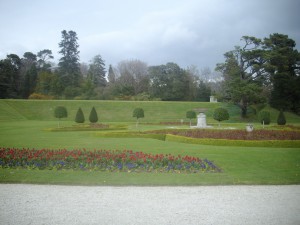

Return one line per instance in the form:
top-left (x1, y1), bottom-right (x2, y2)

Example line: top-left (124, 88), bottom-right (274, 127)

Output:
top-left (0, 99), bottom-right (300, 185)
top-left (0, 99), bottom-right (221, 123)
top-left (0, 120), bottom-right (300, 185)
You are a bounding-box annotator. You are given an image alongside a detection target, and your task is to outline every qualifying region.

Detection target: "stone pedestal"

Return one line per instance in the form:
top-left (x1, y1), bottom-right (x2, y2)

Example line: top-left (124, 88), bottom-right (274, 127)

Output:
top-left (196, 113), bottom-right (207, 128)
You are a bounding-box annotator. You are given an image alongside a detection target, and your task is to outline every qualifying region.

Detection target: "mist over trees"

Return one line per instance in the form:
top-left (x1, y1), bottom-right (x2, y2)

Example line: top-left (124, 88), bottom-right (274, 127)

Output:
top-left (0, 30), bottom-right (299, 116)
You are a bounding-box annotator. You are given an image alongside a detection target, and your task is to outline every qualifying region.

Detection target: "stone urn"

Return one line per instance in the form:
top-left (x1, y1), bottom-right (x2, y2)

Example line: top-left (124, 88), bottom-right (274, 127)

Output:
top-left (246, 124), bottom-right (254, 132)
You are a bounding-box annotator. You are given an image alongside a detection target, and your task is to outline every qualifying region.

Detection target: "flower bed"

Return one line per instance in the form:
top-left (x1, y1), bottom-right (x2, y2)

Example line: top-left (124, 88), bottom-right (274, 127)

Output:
top-left (147, 129), bottom-right (300, 140)
top-left (0, 147), bottom-right (221, 173)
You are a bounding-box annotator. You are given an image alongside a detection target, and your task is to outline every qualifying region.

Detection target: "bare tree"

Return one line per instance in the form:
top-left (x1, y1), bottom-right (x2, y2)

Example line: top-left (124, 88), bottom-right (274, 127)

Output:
top-left (117, 59), bottom-right (149, 94)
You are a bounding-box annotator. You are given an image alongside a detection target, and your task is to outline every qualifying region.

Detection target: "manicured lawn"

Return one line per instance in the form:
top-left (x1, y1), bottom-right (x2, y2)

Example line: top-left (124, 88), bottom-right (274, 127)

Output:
top-left (0, 120), bottom-right (299, 185)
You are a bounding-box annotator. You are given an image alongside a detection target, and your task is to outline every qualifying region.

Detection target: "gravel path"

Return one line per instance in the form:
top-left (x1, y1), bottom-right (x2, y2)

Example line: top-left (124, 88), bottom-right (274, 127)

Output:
top-left (0, 184), bottom-right (299, 225)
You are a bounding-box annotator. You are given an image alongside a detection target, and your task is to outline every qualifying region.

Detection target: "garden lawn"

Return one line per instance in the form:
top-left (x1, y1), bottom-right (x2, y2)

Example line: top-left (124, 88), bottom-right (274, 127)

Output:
top-left (0, 120), bottom-right (299, 185)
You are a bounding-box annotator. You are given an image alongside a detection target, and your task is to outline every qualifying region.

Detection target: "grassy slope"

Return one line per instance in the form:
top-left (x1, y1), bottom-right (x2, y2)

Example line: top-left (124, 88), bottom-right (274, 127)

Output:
top-left (1, 99), bottom-right (300, 124)
top-left (0, 99), bottom-right (221, 123)
top-left (0, 100), bottom-right (300, 185)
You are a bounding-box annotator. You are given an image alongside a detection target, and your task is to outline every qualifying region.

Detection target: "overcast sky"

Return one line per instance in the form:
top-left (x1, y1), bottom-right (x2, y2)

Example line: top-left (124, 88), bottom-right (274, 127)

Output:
top-left (0, 0), bottom-right (299, 70)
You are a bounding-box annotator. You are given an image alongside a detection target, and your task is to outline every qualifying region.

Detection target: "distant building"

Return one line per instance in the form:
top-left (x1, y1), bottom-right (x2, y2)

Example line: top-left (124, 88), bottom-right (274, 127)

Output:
top-left (210, 96), bottom-right (217, 103)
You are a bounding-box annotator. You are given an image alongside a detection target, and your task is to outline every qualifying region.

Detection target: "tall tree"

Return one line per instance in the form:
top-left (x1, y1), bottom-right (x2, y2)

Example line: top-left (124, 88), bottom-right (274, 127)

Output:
top-left (58, 30), bottom-right (81, 88)
top-left (117, 59), bottom-right (149, 95)
top-left (21, 52), bottom-right (38, 98)
top-left (149, 62), bottom-right (189, 101)
top-left (263, 33), bottom-right (300, 113)
top-left (37, 49), bottom-right (53, 71)
top-left (35, 71), bottom-right (58, 95)
top-left (0, 54), bottom-right (22, 98)
top-left (107, 64), bottom-right (116, 84)
top-left (88, 55), bottom-right (106, 87)
top-left (216, 36), bottom-right (266, 117)
top-left (196, 80), bottom-right (211, 102)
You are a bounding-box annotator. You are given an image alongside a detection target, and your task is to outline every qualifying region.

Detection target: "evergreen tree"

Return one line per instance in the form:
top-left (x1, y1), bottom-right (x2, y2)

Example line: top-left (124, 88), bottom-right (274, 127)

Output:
top-left (196, 80), bottom-right (211, 102)
top-left (88, 55), bottom-right (106, 87)
top-left (216, 36), bottom-right (266, 118)
top-left (58, 30), bottom-right (81, 88)
top-left (75, 107), bottom-right (85, 123)
top-left (89, 107), bottom-right (98, 123)
top-left (264, 33), bottom-right (300, 114)
top-left (0, 54), bottom-right (22, 98)
top-left (107, 64), bottom-right (116, 84)
top-left (277, 110), bottom-right (286, 125)
top-left (21, 52), bottom-right (38, 98)
top-left (37, 49), bottom-right (53, 71)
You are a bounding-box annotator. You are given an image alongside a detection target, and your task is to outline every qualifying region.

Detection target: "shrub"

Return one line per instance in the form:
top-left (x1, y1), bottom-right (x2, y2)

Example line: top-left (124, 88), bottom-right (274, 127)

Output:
top-left (89, 107), bottom-right (98, 123)
top-left (54, 106), bottom-right (68, 128)
top-left (28, 93), bottom-right (54, 100)
top-left (54, 106), bottom-right (67, 119)
top-left (258, 110), bottom-right (271, 125)
top-left (133, 108), bottom-right (144, 127)
top-left (75, 107), bottom-right (85, 123)
top-left (213, 107), bottom-right (229, 126)
top-left (277, 110), bottom-right (286, 125)
top-left (186, 111), bottom-right (196, 126)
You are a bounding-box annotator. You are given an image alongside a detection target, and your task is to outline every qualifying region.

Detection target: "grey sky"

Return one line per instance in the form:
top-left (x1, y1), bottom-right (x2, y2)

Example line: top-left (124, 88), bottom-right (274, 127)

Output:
top-left (0, 0), bottom-right (299, 70)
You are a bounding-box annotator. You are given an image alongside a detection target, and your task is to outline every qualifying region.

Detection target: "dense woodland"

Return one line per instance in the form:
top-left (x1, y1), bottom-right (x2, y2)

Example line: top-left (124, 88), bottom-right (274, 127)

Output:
top-left (0, 30), bottom-right (299, 116)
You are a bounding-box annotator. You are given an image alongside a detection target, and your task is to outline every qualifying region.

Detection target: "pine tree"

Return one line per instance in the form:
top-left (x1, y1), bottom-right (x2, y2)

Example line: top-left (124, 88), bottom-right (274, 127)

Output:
top-left (58, 30), bottom-right (81, 88)
top-left (107, 64), bottom-right (116, 84)
top-left (75, 107), bottom-right (85, 123)
top-left (89, 107), bottom-right (98, 123)
top-left (88, 55), bottom-right (106, 87)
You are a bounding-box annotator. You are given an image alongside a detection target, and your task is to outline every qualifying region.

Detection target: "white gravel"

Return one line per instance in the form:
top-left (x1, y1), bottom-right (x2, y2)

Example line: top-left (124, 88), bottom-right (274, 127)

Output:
top-left (0, 184), bottom-right (299, 225)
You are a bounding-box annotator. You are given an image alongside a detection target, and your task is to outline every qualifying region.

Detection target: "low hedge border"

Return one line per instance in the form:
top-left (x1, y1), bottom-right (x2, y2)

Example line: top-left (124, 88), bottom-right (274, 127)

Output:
top-left (95, 132), bottom-right (166, 141)
top-left (165, 134), bottom-right (300, 148)
top-left (46, 124), bottom-right (128, 132)
top-left (95, 132), bottom-right (300, 148)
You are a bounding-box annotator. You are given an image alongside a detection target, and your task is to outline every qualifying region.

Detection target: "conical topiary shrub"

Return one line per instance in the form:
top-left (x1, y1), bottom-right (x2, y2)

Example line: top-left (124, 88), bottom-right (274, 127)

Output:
top-left (277, 110), bottom-right (286, 125)
top-left (75, 107), bottom-right (85, 123)
top-left (89, 107), bottom-right (98, 123)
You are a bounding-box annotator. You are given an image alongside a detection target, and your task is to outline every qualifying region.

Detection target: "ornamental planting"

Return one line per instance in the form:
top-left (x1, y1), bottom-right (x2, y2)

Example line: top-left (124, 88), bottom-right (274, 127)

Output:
top-left (0, 147), bottom-right (221, 173)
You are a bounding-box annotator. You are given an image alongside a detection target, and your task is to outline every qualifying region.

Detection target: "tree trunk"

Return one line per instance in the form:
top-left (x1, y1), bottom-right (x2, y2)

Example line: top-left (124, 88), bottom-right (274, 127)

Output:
top-left (240, 98), bottom-right (248, 118)
top-left (136, 118), bottom-right (139, 128)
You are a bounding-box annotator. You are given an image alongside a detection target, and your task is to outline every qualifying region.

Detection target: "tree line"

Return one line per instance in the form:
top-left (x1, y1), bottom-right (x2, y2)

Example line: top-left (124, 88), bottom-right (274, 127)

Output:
top-left (0, 30), bottom-right (299, 116)
top-left (0, 30), bottom-right (216, 102)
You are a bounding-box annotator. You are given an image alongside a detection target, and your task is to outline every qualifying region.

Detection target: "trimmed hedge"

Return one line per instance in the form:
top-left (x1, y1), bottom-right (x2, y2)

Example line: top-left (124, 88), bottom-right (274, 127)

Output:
top-left (95, 131), bottom-right (300, 148)
top-left (95, 131), bottom-right (166, 141)
top-left (47, 124), bottom-right (127, 132)
top-left (165, 134), bottom-right (300, 148)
